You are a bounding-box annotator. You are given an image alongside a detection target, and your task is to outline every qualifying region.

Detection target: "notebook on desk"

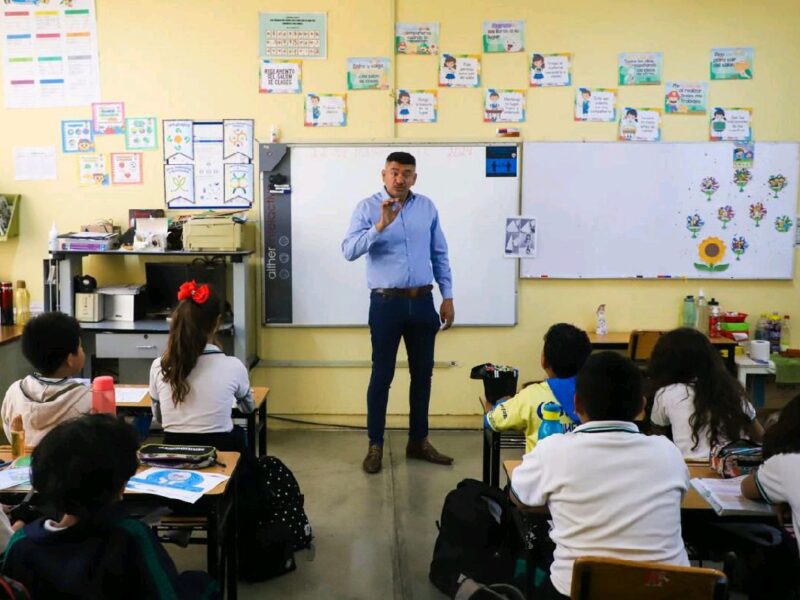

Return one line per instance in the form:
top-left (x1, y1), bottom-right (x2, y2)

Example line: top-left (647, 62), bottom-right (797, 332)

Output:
top-left (691, 477), bottom-right (775, 516)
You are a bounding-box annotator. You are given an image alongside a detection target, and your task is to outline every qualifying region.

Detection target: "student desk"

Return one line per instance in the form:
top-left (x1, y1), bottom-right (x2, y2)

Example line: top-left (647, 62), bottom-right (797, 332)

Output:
top-left (588, 332), bottom-right (738, 374)
top-left (0, 448), bottom-right (240, 599)
top-left (116, 385), bottom-right (270, 456)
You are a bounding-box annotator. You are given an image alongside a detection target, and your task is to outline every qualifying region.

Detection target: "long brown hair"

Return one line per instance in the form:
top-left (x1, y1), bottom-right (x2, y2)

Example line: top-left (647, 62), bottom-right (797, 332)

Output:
top-left (160, 282), bottom-right (223, 404)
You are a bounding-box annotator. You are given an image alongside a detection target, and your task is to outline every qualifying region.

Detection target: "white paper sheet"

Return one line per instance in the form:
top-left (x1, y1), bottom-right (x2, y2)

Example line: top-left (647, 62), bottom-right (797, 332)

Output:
top-left (126, 468), bottom-right (229, 504)
top-left (13, 146), bottom-right (57, 180)
top-left (115, 388), bottom-right (148, 404)
top-left (690, 477), bottom-right (774, 516)
top-left (0, 467), bottom-right (31, 491)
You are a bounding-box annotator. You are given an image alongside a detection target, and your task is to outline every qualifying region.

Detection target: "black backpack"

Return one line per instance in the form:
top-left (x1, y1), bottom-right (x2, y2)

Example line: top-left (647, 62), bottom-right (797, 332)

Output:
top-left (430, 479), bottom-right (518, 597)
top-left (259, 456), bottom-right (313, 551)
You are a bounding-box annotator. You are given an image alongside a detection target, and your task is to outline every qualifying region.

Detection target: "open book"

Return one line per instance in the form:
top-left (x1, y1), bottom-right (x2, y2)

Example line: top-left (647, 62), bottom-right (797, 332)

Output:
top-left (691, 476), bottom-right (775, 517)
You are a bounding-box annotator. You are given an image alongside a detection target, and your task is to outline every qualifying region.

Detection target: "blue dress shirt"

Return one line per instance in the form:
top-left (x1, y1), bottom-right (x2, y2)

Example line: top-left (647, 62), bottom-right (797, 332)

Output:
top-left (342, 188), bottom-right (453, 299)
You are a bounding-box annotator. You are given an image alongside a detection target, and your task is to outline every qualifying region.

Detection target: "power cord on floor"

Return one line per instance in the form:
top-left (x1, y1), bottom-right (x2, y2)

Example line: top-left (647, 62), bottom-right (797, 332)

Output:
top-left (267, 414), bottom-right (480, 431)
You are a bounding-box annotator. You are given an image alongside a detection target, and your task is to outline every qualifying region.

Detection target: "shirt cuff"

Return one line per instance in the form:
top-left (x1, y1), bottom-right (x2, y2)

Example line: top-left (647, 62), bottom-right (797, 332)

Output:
top-left (439, 285), bottom-right (453, 300)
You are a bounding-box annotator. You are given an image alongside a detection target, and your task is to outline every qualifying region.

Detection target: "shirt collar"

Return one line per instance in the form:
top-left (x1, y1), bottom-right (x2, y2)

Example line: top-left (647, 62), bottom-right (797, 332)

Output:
top-left (31, 373), bottom-right (69, 385)
top-left (573, 420), bottom-right (640, 434)
top-left (379, 187), bottom-right (415, 204)
top-left (202, 343), bottom-right (222, 354)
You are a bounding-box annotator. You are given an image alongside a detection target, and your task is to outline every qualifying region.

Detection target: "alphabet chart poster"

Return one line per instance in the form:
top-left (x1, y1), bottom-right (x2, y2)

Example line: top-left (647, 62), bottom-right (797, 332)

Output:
top-left (259, 12), bottom-right (326, 59)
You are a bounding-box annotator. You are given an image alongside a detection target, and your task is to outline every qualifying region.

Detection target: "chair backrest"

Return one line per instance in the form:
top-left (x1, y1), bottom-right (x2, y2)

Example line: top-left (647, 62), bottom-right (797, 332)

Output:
top-left (571, 556), bottom-right (728, 600)
top-left (627, 330), bottom-right (664, 362)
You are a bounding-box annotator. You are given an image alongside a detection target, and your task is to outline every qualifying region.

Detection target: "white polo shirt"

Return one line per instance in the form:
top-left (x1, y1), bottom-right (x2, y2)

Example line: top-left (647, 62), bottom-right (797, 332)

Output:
top-left (511, 421), bottom-right (689, 596)
top-left (149, 344), bottom-right (254, 434)
top-left (754, 453), bottom-right (800, 554)
top-left (651, 383), bottom-right (757, 460)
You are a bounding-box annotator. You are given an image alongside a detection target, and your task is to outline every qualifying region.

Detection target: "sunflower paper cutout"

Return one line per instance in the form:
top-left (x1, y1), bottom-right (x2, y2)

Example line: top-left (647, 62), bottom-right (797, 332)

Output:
top-left (695, 236), bottom-right (729, 272)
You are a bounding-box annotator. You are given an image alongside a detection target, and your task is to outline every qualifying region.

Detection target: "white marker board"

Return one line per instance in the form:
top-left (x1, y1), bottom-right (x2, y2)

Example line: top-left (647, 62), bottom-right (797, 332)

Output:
top-left (520, 142), bottom-right (798, 279)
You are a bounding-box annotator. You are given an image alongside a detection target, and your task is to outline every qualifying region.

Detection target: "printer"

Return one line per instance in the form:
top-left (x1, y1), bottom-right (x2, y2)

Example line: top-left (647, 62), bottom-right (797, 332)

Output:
top-left (182, 215), bottom-right (244, 251)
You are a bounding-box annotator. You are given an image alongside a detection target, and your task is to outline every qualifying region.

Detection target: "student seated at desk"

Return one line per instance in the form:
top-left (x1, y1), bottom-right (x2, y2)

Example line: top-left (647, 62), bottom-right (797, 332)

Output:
top-left (149, 281), bottom-right (254, 452)
top-left (510, 352), bottom-right (689, 600)
top-left (1, 312), bottom-right (91, 446)
top-left (483, 323), bottom-right (592, 452)
top-left (648, 328), bottom-right (763, 460)
top-left (2, 414), bottom-right (219, 599)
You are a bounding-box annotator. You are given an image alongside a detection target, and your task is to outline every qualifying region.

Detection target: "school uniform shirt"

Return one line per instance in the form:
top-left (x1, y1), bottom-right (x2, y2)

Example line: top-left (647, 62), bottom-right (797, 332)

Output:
top-left (1, 375), bottom-right (92, 447)
top-left (650, 383), bottom-right (757, 460)
top-left (754, 453), bottom-right (800, 554)
top-left (149, 344), bottom-right (254, 434)
top-left (484, 377), bottom-right (579, 453)
top-left (511, 421), bottom-right (689, 596)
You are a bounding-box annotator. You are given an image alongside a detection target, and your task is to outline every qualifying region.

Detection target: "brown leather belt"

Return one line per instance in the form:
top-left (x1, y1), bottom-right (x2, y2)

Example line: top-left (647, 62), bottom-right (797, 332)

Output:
top-left (372, 285), bottom-right (433, 298)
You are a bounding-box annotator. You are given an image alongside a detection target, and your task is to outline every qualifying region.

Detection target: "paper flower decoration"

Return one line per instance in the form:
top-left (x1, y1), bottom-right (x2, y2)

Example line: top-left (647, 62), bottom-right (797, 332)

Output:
top-left (695, 236), bottom-right (729, 272)
top-left (700, 177), bottom-right (720, 201)
top-left (733, 168), bottom-right (752, 192)
top-left (775, 215), bottom-right (793, 233)
top-left (768, 174), bottom-right (788, 198)
top-left (717, 205), bottom-right (735, 229)
top-left (749, 202), bottom-right (767, 227)
top-left (731, 235), bottom-right (748, 261)
top-left (686, 213), bottom-right (705, 238)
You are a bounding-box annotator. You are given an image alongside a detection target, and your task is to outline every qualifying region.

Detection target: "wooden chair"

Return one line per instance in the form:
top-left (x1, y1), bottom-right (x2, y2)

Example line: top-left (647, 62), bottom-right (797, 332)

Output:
top-left (627, 330), bottom-right (664, 363)
top-left (571, 556), bottom-right (728, 600)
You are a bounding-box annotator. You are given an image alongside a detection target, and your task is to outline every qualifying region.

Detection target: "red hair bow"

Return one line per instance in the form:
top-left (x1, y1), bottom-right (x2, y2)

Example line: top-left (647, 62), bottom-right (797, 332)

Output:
top-left (177, 280), bottom-right (210, 305)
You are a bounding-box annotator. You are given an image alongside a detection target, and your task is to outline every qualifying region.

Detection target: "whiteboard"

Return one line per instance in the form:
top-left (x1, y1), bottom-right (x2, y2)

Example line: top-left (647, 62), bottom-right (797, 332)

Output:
top-left (520, 142), bottom-right (799, 279)
top-left (282, 144), bottom-right (518, 326)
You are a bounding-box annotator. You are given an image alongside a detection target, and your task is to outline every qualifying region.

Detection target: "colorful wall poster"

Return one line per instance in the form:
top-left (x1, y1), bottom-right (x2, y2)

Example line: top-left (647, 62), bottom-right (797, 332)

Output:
top-left (61, 119), bottom-right (94, 153)
top-left (574, 88), bottom-right (617, 122)
top-left (346, 57), bottom-right (391, 90)
top-left (304, 93), bottom-right (346, 127)
top-left (439, 54), bottom-right (480, 88)
top-left (92, 102), bottom-right (125, 135)
top-left (79, 154), bottom-right (107, 186)
top-left (224, 163), bottom-right (254, 206)
top-left (482, 21), bottom-right (524, 53)
top-left (259, 12), bottom-right (326, 59)
top-left (163, 120), bottom-right (193, 163)
top-left (618, 108), bottom-right (661, 142)
top-left (664, 81), bottom-right (708, 114)
top-left (395, 23), bottom-right (439, 54)
top-left (733, 142), bottom-right (754, 168)
top-left (260, 59), bottom-right (301, 93)
top-left (164, 164), bottom-right (194, 205)
top-left (618, 52), bottom-right (662, 85)
top-left (1, 1), bottom-right (101, 108)
top-left (223, 119), bottom-right (254, 162)
top-left (529, 53), bottom-right (571, 87)
top-left (125, 117), bottom-right (157, 150)
top-left (395, 89), bottom-right (437, 123)
top-left (484, 89), bottom-right (525, 123)
top-left (710, 47), bottom-right (753, 80)
top-left (709, 107), bottom-right (752, 142)
top-left (110, 152), bottom-right (143, 185)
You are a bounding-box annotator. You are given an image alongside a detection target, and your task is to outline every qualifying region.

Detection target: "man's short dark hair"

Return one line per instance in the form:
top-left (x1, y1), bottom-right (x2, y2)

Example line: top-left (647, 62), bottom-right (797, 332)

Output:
top-left (576, 351), bottom-right (643, 421)
top-left (32, 414), bottom-right (140, 517)
top-left (386, 151), bottom-right (416, 166)
top-left (543, 323), bottom-right (592, 378)
top-left (22, 312), bottom-right (82, 376)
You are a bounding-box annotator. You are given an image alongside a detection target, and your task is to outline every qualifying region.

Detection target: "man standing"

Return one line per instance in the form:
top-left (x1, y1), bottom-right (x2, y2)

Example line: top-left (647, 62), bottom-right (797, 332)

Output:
top-left (342, 152), bottom-right (455, 474)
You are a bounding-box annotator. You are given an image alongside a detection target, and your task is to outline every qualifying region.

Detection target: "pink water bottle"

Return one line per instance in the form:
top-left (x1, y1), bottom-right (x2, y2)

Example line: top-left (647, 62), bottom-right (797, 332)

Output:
top-left (92, 376), bottom-right (116, 415)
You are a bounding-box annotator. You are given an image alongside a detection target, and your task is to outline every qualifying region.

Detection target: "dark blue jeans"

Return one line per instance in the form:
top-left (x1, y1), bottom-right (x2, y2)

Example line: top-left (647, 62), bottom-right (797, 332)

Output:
top-left (367, 291), bottom-right (440, 447)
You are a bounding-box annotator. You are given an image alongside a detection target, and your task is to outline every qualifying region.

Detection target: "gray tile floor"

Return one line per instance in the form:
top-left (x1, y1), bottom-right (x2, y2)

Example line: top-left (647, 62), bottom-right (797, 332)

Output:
top-left (169, 429), bottom-right (484, 600)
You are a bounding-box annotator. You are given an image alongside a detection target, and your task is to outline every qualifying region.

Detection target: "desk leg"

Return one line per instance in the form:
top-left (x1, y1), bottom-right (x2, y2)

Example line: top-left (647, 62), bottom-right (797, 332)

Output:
top-left (491, 431), bottom-right (501, 489)
top-left (258, 401), bottom-right (267, 456)
top-left (245, 413), bottom-right (256, 456)
top-left (226, 484), bottom-right (238, 600)
top-left (207, 503), bottom-right (220, 585)
top-left (482, 428), bottom-right (490, 485)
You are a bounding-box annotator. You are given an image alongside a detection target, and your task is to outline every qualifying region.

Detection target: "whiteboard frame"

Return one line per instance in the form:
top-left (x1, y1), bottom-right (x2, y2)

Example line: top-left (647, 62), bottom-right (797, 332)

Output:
top-left (519, 141), bottom-right (799, 280)
top-left (261, 141), bottom-right (520, 327)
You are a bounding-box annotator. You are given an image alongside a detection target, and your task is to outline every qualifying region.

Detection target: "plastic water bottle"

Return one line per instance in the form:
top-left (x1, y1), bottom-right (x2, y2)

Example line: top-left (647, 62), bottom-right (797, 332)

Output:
top-left (768, 312), bottom-right (782, 354)
top-left (708, 298), bottom-right (721, 338)
top-left (781, 316), bottom-right (791, 352)
top-left (48, 222), bottom-right (58, 252)
top-left (696, 290), bottom-right (708, 334)
top-left (682, 295), bottom-right (696, 328)
top-left (538, 402), bottom-right (564, 441)
top-left (755, 314), bottom-right (768, 341)
top-left (92, 376), bottom-right (116, 415)
top-left (13, 280), bottom-right (30, 326)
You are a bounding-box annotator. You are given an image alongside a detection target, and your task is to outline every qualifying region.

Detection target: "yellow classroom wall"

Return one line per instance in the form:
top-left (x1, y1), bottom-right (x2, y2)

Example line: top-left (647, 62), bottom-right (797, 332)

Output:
top-left (0, 0), bottom-right (798, 425)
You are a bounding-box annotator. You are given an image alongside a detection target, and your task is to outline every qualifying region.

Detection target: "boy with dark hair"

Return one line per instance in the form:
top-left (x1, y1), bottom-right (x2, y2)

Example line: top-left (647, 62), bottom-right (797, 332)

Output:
top-left (483, 323), bottom-right (592, 452)
top-left (2, 414), bottom-right (218, 599)
top-left (1, 312), bottom-right (92, 446)
top-left (511, 352), bottom-right (689, 599)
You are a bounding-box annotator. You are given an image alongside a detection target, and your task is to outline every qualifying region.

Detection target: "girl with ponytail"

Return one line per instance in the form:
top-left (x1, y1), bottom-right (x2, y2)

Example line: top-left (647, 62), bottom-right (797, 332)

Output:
top-left (149, 280), bottom-right (254, 449)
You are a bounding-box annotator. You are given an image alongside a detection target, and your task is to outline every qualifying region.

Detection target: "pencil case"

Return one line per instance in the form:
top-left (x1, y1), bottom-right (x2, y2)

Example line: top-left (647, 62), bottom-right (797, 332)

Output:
top-left (137, 444), bottom-right (218, 469)
top-left (710, 440), bottom-right (763, 478)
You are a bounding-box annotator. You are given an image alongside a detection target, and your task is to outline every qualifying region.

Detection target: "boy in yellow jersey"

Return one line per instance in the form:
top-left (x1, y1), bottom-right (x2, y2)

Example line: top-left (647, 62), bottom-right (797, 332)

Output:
top-left (483, 323), bottom-right (592, 453)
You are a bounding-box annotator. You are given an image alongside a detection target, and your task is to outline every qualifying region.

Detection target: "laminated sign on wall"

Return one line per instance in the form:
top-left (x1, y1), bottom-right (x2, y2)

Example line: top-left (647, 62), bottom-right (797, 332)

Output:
top-left (162, 119), bottom-right (254, 209)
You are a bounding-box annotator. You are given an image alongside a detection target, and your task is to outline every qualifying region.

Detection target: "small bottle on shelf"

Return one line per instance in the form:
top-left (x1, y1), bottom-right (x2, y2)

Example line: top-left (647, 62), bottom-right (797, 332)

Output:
top-left (781, 315), bottom-right (791, 352)
top-left (13, 280), bottom-right (30, 326)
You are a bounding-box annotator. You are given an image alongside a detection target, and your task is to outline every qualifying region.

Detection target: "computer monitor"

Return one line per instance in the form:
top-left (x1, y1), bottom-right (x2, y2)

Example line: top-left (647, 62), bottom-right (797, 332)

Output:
top-left (145, 262), bottom-right (227, 317)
